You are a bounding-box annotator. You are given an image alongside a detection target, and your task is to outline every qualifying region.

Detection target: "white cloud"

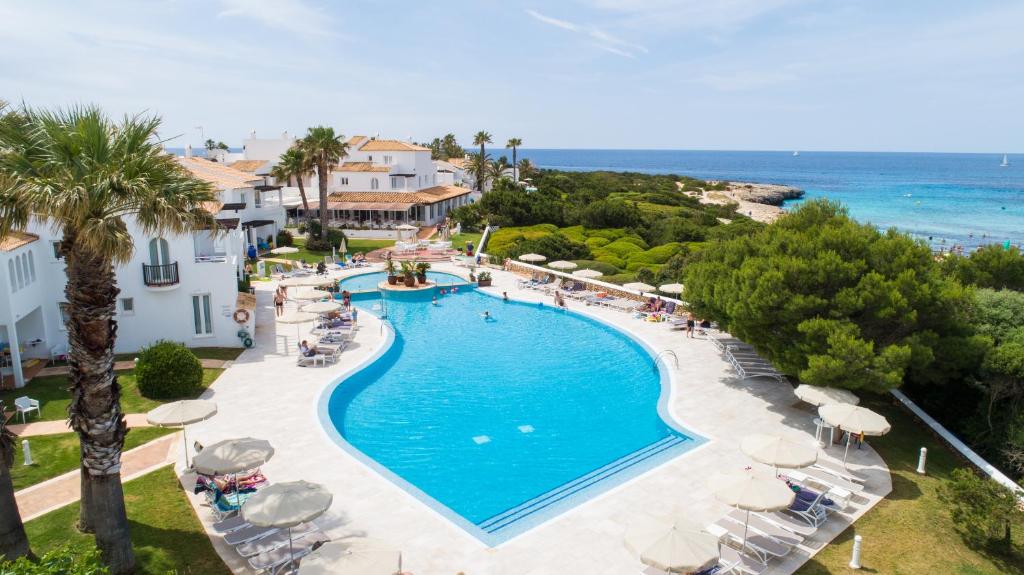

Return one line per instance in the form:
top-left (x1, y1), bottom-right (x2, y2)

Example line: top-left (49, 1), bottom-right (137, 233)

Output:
top-left (525, 8), bottom-right (648, 57)
top-left (218, 0), bottom-right (332, 37)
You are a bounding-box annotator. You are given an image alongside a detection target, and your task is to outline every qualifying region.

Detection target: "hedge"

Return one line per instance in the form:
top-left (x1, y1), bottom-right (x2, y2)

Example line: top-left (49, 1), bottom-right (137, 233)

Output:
top-left (135, 341), bottom-right (204, 399)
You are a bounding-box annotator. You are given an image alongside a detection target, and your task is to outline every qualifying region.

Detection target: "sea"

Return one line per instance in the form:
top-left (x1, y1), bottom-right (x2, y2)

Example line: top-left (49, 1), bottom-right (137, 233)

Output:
top-left (514, 149), bottom-right (1023, 251)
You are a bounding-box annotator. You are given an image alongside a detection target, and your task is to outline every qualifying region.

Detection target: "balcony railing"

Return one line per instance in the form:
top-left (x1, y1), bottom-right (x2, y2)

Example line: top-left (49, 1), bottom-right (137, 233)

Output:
top-left (142, 262), bottom-right (179, 287)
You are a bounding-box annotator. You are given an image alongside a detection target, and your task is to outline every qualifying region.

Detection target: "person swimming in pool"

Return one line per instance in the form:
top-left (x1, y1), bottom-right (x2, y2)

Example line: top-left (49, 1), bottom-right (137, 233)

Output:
top-left (502, 291), bottom-right (509, 301)
top-left (432, 296), bottom-right (438, 306)
top-left (481, 310), bottom-right (493, 320)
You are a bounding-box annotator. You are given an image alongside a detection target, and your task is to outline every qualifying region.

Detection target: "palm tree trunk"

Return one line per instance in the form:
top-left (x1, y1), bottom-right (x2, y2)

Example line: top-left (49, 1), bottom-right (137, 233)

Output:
top-left (512, 147), bottom-right (518, 182)
top-left (478, 144), bottom-right (485, 191)
top-left (296, 175), bottom-right (310, 214)
top-left (64, 237), bottom-right (135, 574)
top-left (0, 417), bottom-right (32, 562)
top-left (317, 163), bottom-right (329, 237)
top-left (78, 459), bottom-right (95, 533)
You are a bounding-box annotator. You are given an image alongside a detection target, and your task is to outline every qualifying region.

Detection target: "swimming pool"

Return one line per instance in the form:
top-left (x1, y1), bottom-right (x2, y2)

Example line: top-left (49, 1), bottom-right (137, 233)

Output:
top-left (320, 277), bottom-right (705, 545)
top-left (337, 270), bottom-right (468, 294)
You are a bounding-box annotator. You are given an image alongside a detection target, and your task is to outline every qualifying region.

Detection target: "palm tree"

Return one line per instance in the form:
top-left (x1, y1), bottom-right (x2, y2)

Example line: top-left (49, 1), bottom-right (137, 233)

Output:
top-left (271, 146), bottom-right (312, 214)
top-left (472, 131), bottom-right (492, 191)
top-left (299, 126), bottom-right (348, 238)
top-left (488, 157), bottom-right (510, 182)
top-left (465, 151), bottom-right (491, 193)
top-left (0, 105), bottom-right (216, 574)
top-left (204, 138), bottom-right (216, 151)
top-left (505, 138), bottom-right (522, 181)
top-left (518, 158), bottom-right (535, 180)
top-left (0, 384), bottom-right (31, 562)
top-left (441, 133), bottom-right (462, 159)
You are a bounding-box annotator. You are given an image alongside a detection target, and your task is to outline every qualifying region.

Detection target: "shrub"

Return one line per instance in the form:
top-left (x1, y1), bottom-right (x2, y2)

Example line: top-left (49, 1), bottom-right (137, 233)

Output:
top-left (594, 253), bottom-right (627, 269)
top-left (135, 340), bottom-right (203, 399)
top-left (276, 229), bottom-right (294, 247)
top-left (0, 547), bottom-right (108, 574)
top-left (568, 260), bottom-right (620, 276)
top-left (585, 237), bottom-right (611, 249)
top-left (304, 238), bottom-right (332, 252)
top-left (306, 219), bottom-right (322, 239)
top-left (297, 222), bottom-right (307, 234)
top-left (601, 239), bottom-right (645, 258)
top-left (325, 227), bottom-right (346, 248)
top-left (627, 243), bottom-right (683, 266)
top-left (938, 468), bottom-right (1020, 552)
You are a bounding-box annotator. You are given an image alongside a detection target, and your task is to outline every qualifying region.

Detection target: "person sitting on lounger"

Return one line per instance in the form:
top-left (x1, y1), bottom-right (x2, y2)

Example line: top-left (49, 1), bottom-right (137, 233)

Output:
top-left (299, 340), bottom-right (317, 357)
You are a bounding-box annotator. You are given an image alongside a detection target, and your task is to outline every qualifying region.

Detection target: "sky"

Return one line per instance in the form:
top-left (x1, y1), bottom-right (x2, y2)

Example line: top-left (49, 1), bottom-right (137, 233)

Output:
top-left (1, 0), bottom-right (1022, 152)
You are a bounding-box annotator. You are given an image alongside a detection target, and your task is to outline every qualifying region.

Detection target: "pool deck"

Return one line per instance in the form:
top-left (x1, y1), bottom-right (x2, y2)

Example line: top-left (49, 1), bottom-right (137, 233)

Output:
top-left (182, 262), bottom-right (891, 574)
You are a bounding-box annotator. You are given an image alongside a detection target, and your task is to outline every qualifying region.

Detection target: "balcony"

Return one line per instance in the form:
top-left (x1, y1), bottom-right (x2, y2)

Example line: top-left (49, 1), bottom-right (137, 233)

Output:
top-left (142, 262), bottom-right (180, 288)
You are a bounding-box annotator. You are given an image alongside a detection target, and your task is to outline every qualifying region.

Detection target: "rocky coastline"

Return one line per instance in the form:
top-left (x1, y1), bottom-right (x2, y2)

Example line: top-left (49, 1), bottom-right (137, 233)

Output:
top-left (713, 181), bottom-right (804, 206)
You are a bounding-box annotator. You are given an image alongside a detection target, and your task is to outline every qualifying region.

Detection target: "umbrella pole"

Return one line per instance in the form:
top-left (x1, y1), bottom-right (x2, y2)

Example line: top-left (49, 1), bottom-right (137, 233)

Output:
top-left (742, 509), bottom-right (751, 550)
top-left (287, 526), bottom-right (294, 571)
top-left (843, 432), bottom-right (852, 465)
top-left (182, 425), bottom-right (190, 468)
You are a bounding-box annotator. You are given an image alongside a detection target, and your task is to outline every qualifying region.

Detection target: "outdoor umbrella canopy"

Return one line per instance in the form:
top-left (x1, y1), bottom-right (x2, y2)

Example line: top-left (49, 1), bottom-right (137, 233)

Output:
top-left (818, 404), bottom-right (891, 464)
top-left (709, 471), bottom-right (795, 550)
top-left (740, 433), bottom-right (818, 471)
top-left (301, 301), bottom-right (342, 314)
top-left (192, 437), bottom-right (275, 476)
top-left (624, 517), bottom-right (719, 574)
top-left (280, 276), bottom-right (335, 288)
top-left (794, 384), bottom-right (860, 407)
top-left (244, 480), bottom-right (334, 572)
top-left (270, 246), bottom-right (300, 255)
top-left (623, 282), bottom-right (656, 292)
top-left (396, 224), bottom-right (418, 230)
top-left (518, 253), bottom-right (547, 262)
top-left (658, 283), bottom-right (685, 294)
top-left (298, 539), bottom-right (403, 575)
top-left (276, 311), bottom-right (318, 342)
top-left (290, 288), bottom-right (332, 301)
top-left (146, 400), bottom-right (217, 467)
top-left (572, 269), bottom-right (603, 279)
top-left (548, 260), bottom-right (578, 270)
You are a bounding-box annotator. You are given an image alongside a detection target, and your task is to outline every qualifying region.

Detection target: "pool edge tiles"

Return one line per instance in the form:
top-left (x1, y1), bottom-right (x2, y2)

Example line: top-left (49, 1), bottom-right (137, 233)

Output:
top-left (315, 288), bottom-right (708, 547)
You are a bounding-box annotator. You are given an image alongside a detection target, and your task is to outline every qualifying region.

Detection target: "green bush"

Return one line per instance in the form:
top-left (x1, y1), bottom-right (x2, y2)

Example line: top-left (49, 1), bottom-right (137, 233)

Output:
top-left (135, 340), bottom-right (203, 399)
top-left (275, 229), bottom-right (294, 247)
top-left (304, 238), bottom-right (332, 252)
top-left (559, 225), bottom-right (587, 243)
top-left (601, 239), bottom-right (645, 258)
top-left (0, 546), bottom-right (108, 574)
top-left (325, 227), bottom-right (346, 248)
top-left (297, 222), bottom-right (307, 234)
top-left (585, 237), bottom-right (611, 249)
top-left (938, 468), bottom-right (1020, 553)
top-left (306, 219), bottom-right (322, 238)
top-left (594, 253), bottom-right (627, 269)
top-left (568, 260), bottom-right (620, 275)
top-left (627, 243), bottom-right (683, 265)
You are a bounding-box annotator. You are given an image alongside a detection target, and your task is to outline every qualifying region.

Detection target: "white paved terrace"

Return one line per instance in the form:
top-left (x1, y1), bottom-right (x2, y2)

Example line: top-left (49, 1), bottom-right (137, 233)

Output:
top-left (181, 262), bottom-right (891, 574)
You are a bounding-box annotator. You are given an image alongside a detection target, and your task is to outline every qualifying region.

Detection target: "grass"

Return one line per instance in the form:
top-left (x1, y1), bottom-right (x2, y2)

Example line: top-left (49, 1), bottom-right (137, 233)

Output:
top-left (268, 237), bottom-right (395, 264)
top-left (1, 368), bottom-right (223, 422)
top-left (10, 427), bottom-right (174, 491)
top-left (24, 464), bottom-right (231, 575)
top-left (449, 232), bottom-right (483, 251)
top-left (795, 394), bottom-right (1024, 575)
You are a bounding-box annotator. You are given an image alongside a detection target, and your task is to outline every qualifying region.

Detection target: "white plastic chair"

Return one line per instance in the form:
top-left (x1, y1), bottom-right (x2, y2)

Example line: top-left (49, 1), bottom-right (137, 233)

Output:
top-left (14, 396), bottom-right (40, 423)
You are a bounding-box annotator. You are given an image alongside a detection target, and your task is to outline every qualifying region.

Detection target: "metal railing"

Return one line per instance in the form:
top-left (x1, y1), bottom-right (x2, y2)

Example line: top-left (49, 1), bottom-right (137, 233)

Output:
top-left (142, 262), bottom-right (180, 287)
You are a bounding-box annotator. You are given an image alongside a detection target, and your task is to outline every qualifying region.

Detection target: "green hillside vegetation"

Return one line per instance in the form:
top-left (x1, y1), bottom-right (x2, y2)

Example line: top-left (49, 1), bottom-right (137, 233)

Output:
top-left (453, 170), bottom-right (762, 284)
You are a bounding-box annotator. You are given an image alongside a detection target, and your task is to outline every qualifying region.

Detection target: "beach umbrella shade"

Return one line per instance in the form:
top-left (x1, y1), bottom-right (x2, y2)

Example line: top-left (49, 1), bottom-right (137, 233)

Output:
top-left (572, 269), bottom-right (603, 279)
top-left (244, 480), bottom-right (334, 571)
top-left (290, 288), bottom-right (332, 301)
top-left (146, 400), bottom-right (217, 467)
top-left (396, 224), bottom-right (418, 230)
top-left (623, 282), bottom-right (656, 293)
top-left (280, 276), bottom-right (334, 288)
top-left (193, 437), bottom-right (275, 476)
top-left (339, 236), bottom-right (347, 256)
top-left (518, 253), bottom-right (547, 262)
top-left (818, 404), bottom-right (891, 464)
top-left (624, 516), bottom-right (719, 574)
top-left (709, 471), bottom-right (795, 551)
top-left (740, 433), bottom-right (817, 473)
top-left (793, 384), bottom-right (860, 407)
top-left (548, 260), bottom-right (578, 270)
top-left (301, 301), bottom-right (342, 314)
top-left (659, 283), bottom-right (684, 294)
top-left (277, 310), bottom-right (318, 343)
top-left (298, 539), bottom-right (403, 575)
top-left (270, 246), bottom-right (300, 255)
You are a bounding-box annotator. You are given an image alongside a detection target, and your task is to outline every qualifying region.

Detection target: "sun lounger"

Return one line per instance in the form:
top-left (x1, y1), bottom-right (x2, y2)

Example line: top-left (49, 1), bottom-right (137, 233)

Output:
top-left (784, 470), bottom-right (854, 508)
top-left (247, 531), bottom-right (330, 573)
top-left (785, 489), bottom-right (832, 527)
top-left (235, 523), bottom-right (319, 557)
top-left (751, 511), bottom-right (817, 537)
top-left (812, 461), bottom-right (867, 485)
top-left (707, 521), bottom-right (791, 563)
top-left (225, 524), bottom-right (280, 546)
top-left (717, 545), bottom-right (766, 575)
top-left (212, 515), bottom-right (250, 534)
top-left (725, 510), bottom-right (804, 547)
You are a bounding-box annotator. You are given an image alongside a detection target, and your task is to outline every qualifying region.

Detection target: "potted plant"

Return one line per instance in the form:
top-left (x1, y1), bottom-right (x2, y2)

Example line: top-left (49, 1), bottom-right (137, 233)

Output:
top-left (477, 270), bottom-right (492, 287)
top-left (415, 261), bottom-right (431, 284)
top-left (400, 260), bottom-right (416, 288)
top-left (385, 259), bottom-right (399, 285)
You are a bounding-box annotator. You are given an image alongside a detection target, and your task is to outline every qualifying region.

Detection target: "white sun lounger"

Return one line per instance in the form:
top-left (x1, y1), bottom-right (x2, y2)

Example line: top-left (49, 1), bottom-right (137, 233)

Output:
top-left (212, 515), bottom-right (250, 534)
top-left (812, 461), bottom-right (868, 485)
top-left (247, 531), bottom-right (330, 573)
top-left (235, 523), bottom-right (319, 557)
top-left (707, 521), bottom-right (791, 563)
top-left (725, 510), bottom-right (804, 547)
top-left (225, 524), bottom-right (279, 546)
top-left (718, 545), bottom-right (766, 575)
top-left (784, 470), bottom-right (855, 508)
top-left (751, 511), bottom-right (817, 537)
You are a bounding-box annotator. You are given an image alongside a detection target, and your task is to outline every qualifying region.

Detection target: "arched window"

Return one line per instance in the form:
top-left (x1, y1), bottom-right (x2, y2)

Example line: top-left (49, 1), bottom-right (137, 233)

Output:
top-left (148, 238), bottom-right (170, 266)
top-left (371, 178), bottom-right (379, 190)
top-left (15, 255), bottom-right (24, 289)
top-left (8, 260), bottom-right (16, 291)
top-left (28, 251), bottom-right (36, 282)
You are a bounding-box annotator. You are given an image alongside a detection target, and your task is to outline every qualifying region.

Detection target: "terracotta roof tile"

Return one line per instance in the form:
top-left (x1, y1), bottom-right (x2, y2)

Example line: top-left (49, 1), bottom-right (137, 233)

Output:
top-left (228, 160), bottom-right (266, 173)
top-left (0, 231), bottom-right (39, 252)
top-left (324, 186), bottom-right (470, 206)
top-left (347, 135), bottom-right (368, 148)
top-left (333, 162), bottom-right (391, 173)
top-left (177, 157), bottom-right (262, 190)
top-left (358, 139), bottom-right (430, 152)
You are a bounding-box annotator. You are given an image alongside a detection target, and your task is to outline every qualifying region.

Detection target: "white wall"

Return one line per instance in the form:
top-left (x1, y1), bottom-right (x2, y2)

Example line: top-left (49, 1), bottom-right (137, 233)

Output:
top-left (243, 134), bottom-right (296, 161)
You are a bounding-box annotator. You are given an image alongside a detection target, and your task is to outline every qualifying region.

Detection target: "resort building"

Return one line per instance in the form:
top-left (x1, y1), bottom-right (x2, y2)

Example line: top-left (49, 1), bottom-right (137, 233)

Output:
top-left (0, 218), bottom-right (251, 389)
top-left (300, 136), bottom-right (475, 228)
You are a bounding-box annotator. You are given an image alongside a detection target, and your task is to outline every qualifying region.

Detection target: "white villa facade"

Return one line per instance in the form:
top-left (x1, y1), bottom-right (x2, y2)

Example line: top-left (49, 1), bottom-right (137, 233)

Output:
top-left (299, 137), bottom-right (475, 228)
top-left (0, 221), bottom-right (250, 389)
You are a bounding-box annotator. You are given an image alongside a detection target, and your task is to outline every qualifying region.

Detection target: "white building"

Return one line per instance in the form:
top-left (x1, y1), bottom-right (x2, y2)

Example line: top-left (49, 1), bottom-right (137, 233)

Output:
top-left (301, 136), bottom-right (473, 228)
top-left (1, 217), bottom-right (252, 389)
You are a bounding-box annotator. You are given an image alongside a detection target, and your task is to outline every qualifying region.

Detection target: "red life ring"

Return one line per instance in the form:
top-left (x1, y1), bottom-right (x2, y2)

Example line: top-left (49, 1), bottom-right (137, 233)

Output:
top-left (233, 309), bottom-right (250, 324)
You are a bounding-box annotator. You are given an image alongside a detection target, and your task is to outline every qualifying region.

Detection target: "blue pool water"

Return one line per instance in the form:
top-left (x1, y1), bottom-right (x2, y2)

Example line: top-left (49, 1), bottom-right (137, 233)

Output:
top-left (322, 280), bottom-right (703, 544)
top-left (337, 271), bottom-right (467, 293)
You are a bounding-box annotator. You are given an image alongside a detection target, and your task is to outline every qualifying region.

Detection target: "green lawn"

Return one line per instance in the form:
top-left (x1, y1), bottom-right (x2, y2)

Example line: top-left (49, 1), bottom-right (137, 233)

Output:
top-left (795, 394), bottom-right (1024, 575)
top-left (268, 236), bottom-right (395, 263)
top-left (1, 369), bottom-right (223, 422)
top-left (25, 465), bottom-right (230, 575)
top-left (449, 232), bottom-right (482, 251)
top-left (10, 427), bottom-right (174, 491)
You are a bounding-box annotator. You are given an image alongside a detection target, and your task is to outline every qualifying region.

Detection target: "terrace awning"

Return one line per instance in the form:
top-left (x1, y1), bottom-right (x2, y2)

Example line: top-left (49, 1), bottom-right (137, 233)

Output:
top-left (199, 218), bottom-right (239, 230)
top-left (242, 219), bottom-right (276, 229)
top-left (220, 202), bottom-right (246, 211)
top-left (255, 184), bottom-right (282, 192)
top-left (328, 201), bottom-right (415, 211)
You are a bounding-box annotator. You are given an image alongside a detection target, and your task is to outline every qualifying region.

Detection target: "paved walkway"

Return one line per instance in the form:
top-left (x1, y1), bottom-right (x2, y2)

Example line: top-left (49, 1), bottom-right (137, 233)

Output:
top-left (178, 262), bottom-right (892, 574)
top-left (35, 358), bottom-right (228, 378)
top-left (8, 413), bottom-right (153, 437)
top-left (14, 432), bottom-right (180, 521)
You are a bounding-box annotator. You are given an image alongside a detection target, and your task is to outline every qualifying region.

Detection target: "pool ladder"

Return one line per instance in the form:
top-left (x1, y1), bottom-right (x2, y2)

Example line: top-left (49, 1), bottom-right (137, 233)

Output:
top-left (654, 350), bottom-right (679, 371)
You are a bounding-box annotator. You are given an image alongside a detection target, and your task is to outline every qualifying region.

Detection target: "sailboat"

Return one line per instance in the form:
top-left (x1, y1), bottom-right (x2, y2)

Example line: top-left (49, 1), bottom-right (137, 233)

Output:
top-left (792, 151), bottom-right (800, 157)
top-left (1000, 154), bottom-right (1009, 167)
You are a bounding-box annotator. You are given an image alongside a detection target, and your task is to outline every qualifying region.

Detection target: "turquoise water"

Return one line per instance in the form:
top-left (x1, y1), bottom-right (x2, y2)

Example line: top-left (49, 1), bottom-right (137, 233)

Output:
top-left (517, 149), bottom-right (1024, 251)
top-left (337, 271), bottom-right (467, 293)
top-left (322, 280), bottom-right (703, 544)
